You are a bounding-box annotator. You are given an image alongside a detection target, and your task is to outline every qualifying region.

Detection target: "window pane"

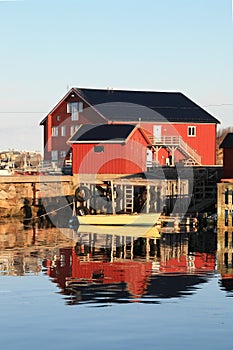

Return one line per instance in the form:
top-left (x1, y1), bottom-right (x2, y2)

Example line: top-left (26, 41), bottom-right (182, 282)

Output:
top-left (67, 102), bottom-right (72, 113)
top-left (52, 127), bottom-right (58, 136)
top-left (188, 126), bottom-right (196, 137)
top-left (71, 111), bottom-right (79, 121)
top-left (61, 126), bottom-right (66, 136)
top-left (60, 150), bottom-right (66, 158)
top-left (51, 150), bottom-right (58, 161)
top-left (79, 102), bottom-right (83, 112)
top-left (94, 146), bottom-right (104, 153)
top-left (225, 188), bottom-right (229, 204)
top-left (72, 102), bottom-right (78, 111)
top-left (225, 231), bottom-right (228, 248)
top-left (70, 125), bottom-right (78, 135)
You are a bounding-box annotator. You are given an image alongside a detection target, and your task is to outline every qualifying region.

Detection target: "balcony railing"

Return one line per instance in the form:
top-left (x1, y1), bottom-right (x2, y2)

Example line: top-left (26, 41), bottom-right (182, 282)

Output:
top-left (148, 135), bottom-right (202, 165)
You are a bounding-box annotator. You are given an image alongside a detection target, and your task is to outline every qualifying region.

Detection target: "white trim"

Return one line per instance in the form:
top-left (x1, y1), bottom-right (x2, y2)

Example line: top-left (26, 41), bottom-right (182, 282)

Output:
top-left (52, 126), bottom-right (59, 137)
top-left (188, 125), bottom-right (196, 137)
top-left (69, 140), bottom-right (125, 144)
top-left (40, 87), bottom-right (108, 125)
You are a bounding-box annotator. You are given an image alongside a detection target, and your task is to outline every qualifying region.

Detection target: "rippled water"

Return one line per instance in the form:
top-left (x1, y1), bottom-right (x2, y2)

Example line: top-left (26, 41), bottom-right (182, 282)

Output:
top-left (0, 219), bottom-right (232, 350)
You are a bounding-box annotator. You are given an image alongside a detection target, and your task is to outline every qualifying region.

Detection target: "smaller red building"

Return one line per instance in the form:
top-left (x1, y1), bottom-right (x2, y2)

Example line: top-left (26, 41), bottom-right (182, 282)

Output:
top-left (220, 133), bottom-right (233, 179)
top-left (68, 124), bottom-right (151, 175)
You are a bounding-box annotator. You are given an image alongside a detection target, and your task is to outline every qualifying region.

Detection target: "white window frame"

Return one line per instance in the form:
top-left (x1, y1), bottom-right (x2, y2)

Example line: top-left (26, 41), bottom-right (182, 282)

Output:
top-left (57, 115), bottom-right (61, 121)
top-left (67, 102), bottom-right (72, 113)
top-left (70, 125), bottom-right (79, 136)
top-left (61, 125), bottom-right (66, 137)
top-left (51, 150), bottom-right (58, 161)
top-left (52, 126), bottom-right (58, 137)
top-left (188, 126), bottom-right (196, 137)
top-left (67, 102), bottom-right (79, 121)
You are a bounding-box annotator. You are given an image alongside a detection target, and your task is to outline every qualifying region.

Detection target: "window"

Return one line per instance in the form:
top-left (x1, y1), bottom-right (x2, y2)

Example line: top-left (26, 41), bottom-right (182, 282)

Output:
top-left (67, 102), bottom-right (72, 113)
top-left (60, 150), bottom-right (66, 158)
top-left (51, 150), bottom-right (58, 161)
top-left (188, 126), bottom-right (196, 137)
top-left (225, 231), bottom-right (228, 248)
top-left (94, 145), bottom-right (104, 153)
top-left (61, 126), bottom-right (66, 137)
top-left (70, 125), bottom-right (79, 136)
top-left (67, 102), bottom-right (79, 121)
top-left (79, 102), bottom-right (83, 112)
top-left (225, 210), bottom-right (229, 226)
top-left (57, 115), bottom-right (61, 121)
top-left (52, 126), bottom-right (58, 137)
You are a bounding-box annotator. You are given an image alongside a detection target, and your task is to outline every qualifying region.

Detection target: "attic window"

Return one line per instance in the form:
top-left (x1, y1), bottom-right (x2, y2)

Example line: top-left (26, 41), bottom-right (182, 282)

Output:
top-left (79, 102), bottom-right (83, 112)
top-left (188, 126), bottom-right (196, 137)
top-left (67, 102), bottom-right (79, 120)
top-left (94, 146), bottom-right (104, 153)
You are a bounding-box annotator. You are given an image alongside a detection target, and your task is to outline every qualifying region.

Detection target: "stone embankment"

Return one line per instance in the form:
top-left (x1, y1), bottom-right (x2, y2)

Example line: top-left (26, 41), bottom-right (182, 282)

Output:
top-left (0, 175), bottom-right (74, 217)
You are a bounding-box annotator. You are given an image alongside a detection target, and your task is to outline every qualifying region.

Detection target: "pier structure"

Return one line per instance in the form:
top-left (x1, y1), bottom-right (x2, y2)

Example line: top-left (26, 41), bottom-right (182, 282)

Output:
top-left (0, 165), bottom-right (222, 218)
top-left (73, 171), bottom-right (190, 217)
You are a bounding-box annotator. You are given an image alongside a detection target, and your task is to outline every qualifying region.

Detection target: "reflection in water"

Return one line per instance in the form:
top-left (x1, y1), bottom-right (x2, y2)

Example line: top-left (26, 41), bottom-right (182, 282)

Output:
top-left (217, 227), bottom-right (233, 296)
top-left (0, 218), bottom-right (218, 305)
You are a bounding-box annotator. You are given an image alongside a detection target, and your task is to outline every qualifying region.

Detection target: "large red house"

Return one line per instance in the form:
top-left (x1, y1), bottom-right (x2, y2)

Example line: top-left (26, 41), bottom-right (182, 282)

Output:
top-left (40, 87), bottom-right (220, 171)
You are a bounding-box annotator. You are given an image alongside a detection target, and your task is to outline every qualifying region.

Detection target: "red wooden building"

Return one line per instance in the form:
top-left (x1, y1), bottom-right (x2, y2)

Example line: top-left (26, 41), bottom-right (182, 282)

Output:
top-left (68, 124), bottom-right (151, 175)
top-left (40, 87), bottom-right (220, 170)
top-left (220, 133), bottom-right (233, 179)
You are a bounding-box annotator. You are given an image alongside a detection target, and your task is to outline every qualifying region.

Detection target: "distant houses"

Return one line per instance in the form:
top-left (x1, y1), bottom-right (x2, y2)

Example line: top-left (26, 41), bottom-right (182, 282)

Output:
top-left (40, 87), bottom-right (220, 176)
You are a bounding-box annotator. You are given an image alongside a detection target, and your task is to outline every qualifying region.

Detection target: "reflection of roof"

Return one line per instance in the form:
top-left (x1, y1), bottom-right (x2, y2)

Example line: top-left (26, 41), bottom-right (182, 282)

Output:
top-left (75, 88), bottom-right (220, 124)
top-left (220, 133), bottom-right (233, 148)
top-left (220, 277), bottom-right (233, 295)
top-left (145, 274), bottom-right (208, 299)
top-left (64, 273), bottom-right (210, 305)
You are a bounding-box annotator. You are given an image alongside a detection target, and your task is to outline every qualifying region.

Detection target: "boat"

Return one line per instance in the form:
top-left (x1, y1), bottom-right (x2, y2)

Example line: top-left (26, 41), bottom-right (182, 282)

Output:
top-left (77, 212), bottom-right (161, 238)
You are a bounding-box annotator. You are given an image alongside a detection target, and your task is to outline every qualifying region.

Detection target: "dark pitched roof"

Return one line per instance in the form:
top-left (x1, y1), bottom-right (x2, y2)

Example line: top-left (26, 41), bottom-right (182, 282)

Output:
top-left (69, 124), bottom-right (137, 143)
top-left (74, 88), bottom-right (220, 124)
top-left (220, 133), bottom-right (233, 148)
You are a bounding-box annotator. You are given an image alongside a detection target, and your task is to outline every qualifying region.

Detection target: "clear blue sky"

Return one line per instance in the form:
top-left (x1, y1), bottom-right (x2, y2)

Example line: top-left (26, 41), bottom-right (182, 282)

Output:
top-left (0, 0), bottom-right (232, 151)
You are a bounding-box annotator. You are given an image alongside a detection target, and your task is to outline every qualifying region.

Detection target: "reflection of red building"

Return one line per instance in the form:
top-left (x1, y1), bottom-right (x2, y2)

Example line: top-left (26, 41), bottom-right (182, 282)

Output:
top-left (46, 246), bottom-right (216, 302)
top-left (160, 252), bottom-right (215, 273)
top-left (46, 247), bottom-right (152, 299)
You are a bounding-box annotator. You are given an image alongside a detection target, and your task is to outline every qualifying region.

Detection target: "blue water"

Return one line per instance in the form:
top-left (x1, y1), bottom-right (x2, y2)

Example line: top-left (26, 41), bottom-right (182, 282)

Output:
top-left (0, 222), bottom-right (232, 350)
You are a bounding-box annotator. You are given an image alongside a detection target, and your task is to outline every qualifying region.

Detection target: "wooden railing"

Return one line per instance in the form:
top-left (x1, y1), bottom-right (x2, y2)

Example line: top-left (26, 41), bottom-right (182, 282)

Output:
top-left (148, 135), bottom-right (202, 165)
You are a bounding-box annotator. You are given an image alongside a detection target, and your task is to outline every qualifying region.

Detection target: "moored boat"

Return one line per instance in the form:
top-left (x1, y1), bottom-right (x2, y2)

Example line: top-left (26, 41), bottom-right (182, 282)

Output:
top-left (77, 212), bottom-right (161, 237)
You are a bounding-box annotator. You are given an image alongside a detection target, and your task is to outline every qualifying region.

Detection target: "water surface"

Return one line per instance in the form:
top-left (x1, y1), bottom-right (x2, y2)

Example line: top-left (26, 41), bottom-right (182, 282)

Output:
top-left (0, 220), bottom-right (232, 350)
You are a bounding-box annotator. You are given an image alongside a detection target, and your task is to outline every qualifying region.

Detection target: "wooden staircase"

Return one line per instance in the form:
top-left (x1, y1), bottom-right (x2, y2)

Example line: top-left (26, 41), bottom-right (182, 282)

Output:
top-left (149, 136), bottom-right (202, 166)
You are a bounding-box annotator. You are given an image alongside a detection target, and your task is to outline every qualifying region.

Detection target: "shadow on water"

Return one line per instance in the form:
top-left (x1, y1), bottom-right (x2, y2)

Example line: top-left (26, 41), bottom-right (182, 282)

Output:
top-left (0, 214), bottom-right (221, 306)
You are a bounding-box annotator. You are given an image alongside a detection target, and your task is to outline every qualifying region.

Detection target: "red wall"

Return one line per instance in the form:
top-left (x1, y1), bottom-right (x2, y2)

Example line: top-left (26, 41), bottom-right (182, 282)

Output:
top-left (43, 96), bottom-right (107, 162)
top-left (139, 122), bottom-right (217, 165)
top-left (72, 129), bottom-right (148, 174)
top-left (72, 249), bottom-right (152, 298)
top-left (222, 148), bottom-right (233, 178)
